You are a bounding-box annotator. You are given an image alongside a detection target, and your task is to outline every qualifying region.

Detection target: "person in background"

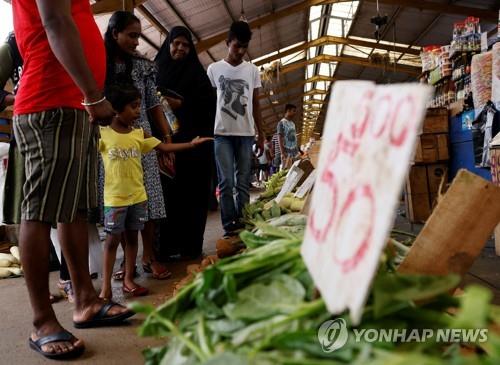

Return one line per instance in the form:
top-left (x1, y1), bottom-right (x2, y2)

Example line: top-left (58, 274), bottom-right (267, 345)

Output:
top-left (277, 103), bottom-right (299, 169)
top-left (12, 0), bottom-right (133, 360)
top-left (155, 26), bottom-right (216, 260)
top-left (1, 32), bottom-right (23, 224)
top-left (270, 131), bottom-right (281, 174)
top-left (104, 11), bottom-right (171, 279)
top-left (99, 84), bottom-right (212, 300)
top-left (253, 136), bottom-right (271, 186)
top-left (207, 21), bottom-right (265, 238)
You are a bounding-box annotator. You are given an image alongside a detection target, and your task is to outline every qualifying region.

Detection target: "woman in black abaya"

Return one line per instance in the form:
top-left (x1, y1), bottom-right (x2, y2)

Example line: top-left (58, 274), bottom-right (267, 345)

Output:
top-left (155, 26), bottom-right (216, 259)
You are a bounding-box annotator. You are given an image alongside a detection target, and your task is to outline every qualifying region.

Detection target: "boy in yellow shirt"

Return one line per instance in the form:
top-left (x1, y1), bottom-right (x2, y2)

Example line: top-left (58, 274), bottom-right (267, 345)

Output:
top-left (99, 84), bottom-right (212, 300)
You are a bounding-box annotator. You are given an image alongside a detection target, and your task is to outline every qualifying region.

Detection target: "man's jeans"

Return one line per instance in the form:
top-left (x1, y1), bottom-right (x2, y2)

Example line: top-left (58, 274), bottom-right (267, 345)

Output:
top-left (214, 135), bottom-right (254, 233)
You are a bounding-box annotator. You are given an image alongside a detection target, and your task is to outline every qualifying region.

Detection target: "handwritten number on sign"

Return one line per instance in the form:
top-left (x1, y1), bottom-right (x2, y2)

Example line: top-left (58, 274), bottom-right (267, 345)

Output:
top-left (308, 91), bottom-right (418, 271)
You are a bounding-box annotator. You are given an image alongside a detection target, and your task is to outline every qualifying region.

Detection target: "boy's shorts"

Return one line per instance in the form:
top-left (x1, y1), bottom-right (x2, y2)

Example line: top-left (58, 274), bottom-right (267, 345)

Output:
top-left (12, 108), bottom-right (98, 224)
top-left (104, 201), bottom-right (148, 235)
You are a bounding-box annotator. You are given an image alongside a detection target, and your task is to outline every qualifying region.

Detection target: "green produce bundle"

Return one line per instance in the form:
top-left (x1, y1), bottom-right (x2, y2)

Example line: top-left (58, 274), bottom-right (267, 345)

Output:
top-left (133, 224), bottom-right (500, 365)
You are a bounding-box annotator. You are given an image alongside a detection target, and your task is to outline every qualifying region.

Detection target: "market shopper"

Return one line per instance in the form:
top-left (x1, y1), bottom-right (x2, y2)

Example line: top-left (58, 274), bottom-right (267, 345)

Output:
top-left (12, 0), bottom-right (133, 360)
top-left (208, 21), bottom-right (265, 237)
top-left (104, 11), bottom-right (171, 279)
top-left (277, 103), bottom-right (299, 169)
top-left (0, 31), bottom-right (100, 305)
top-left (99, 84), bottom-right (212, 300)
top-left (270, 131), bottom-right (281, 173)
top-left (155, 26), bottom-right (216, 260)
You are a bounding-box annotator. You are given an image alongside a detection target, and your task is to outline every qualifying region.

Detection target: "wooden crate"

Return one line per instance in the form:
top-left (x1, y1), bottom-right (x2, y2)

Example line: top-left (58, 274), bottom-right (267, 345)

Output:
top-left (405, 192), bottom-right (432, 223)
top-left (422, 108), bottom-right (449, 134)
top-left (426, 164), bottom-right (448, 194)
top-left (405, 165), bottom-right (428, 195)
top-left (413, 133), bottom-right (449, 164)
top-left (405, 163), bottom-right (449, 223)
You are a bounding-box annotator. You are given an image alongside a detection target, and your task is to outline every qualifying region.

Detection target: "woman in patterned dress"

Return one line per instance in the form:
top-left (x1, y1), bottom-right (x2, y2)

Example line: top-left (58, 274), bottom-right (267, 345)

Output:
top-left (103, 11), bottom-right (171, 279)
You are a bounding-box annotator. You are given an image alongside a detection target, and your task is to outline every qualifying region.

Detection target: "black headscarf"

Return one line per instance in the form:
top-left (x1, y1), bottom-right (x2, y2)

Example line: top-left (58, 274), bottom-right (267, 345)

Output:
top-left (155, 26), bottom-right (215, 140)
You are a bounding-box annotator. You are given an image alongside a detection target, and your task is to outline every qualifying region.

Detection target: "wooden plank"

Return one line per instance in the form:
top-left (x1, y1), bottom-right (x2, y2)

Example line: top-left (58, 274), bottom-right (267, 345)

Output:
top-left (195, 0), bottom-right (336, 52)
top-left (366, 0), bottom-right (497, 22)
top-left (280, 54), bottom-right (421, 76)
top-left (437, 134), bottom-right (449, 161)
top-left (254, 35), bottom-right (420, 67)
top-left (91, 0), bottom-right (148, 14)
top-left (399, 170), bottom-right (500, 276)
top-left (422, 108), bottom-right (449, 134)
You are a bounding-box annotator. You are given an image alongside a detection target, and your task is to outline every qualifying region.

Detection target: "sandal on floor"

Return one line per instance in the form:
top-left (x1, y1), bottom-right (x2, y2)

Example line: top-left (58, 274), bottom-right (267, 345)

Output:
top-left (142, 261), bottom-right (172, 280)
top-left (123, 284), bottom-right (149, 297)
top-left (73, 302), bottom-right (135, 329)
top-left (112, 262), bottom-right (138, 281)
top-left (29, 330), bottom-right (84, 360)
top-left (57, 280), bottom-right (75, 303)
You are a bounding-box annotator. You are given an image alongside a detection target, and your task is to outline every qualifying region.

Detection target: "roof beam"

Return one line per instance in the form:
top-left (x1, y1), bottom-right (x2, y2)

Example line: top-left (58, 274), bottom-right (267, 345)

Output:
top-left (281, 54), bottom-right (420, 76)
top-left (137, 5), bottom-right (169, 36)
top-left (140, 33), bottom-right (160, 50)
top-left (92, 0), bottom-right (148, 14)
top-left (258, 75), bottom-right (335, 100)
top-left (195, 0), bottom-right (345, 52)
top-left (255, 35), bottom-right (420, 67)
top-left (365, 0), bottom-right (497, 22)
top-left (304, 89), bottom-right (327, 97)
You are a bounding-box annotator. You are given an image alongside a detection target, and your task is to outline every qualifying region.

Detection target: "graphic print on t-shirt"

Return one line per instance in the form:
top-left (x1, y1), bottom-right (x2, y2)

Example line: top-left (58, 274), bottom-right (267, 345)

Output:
top-left (219, 75), bottom-right (249, 120)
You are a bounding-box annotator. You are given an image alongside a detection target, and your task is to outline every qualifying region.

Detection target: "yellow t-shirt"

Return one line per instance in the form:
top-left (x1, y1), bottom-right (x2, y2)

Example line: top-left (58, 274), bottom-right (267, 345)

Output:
top-left (99, 127), bottom-right (161, 207)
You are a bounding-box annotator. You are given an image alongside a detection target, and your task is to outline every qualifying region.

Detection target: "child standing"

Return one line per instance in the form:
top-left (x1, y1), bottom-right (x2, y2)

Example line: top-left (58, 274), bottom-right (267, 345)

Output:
top-left (99, 84), bottom-right (212, 300)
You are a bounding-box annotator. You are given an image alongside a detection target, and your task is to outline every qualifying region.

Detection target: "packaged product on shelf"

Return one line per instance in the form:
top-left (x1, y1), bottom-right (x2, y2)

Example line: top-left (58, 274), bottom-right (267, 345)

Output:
top-left (471, 51), bottom-right (493, 111)
top-left (493, 42), bottom-right (500, 107)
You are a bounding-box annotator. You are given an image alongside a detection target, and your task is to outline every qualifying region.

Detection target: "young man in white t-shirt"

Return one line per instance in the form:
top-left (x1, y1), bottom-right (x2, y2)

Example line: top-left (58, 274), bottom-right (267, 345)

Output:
top-left (207, 21), bottom-right (265, 237)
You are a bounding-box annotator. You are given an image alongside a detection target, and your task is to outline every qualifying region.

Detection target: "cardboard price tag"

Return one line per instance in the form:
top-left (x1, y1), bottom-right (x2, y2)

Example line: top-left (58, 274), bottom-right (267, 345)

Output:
top-left (301, 81), bottom-right (432, 324)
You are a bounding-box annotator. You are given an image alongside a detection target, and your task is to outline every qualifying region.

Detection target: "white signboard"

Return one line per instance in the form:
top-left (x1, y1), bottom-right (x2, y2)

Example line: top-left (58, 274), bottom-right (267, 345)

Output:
top-left (275, 166), bottom-right (304, 203)
top-left (301, 81), bottom-right (432, 324)
top-left (295, 170), bottom-right (316, 199)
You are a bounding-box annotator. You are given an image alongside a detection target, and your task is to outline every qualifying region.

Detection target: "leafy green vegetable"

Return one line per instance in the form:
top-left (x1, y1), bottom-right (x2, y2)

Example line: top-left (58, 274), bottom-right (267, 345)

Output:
top-left (223, 275), bottom-right (306, 321)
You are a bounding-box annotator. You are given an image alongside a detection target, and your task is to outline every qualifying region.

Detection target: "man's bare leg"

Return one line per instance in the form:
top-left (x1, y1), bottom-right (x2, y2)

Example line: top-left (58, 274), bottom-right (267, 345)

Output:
top-left (20, 220), bottom-right (83, 355)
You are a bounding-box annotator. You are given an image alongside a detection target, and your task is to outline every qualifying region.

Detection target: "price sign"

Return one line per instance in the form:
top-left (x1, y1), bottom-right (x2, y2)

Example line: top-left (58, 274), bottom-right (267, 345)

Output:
top-left (301, 81), bottom-right (432, 324)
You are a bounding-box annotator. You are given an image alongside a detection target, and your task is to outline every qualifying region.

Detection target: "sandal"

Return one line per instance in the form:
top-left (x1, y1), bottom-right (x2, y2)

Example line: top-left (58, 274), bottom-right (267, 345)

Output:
top-left (142, 261), bottom-right (172, 280)
top-left (112, 261), bottom-right (138, 281)
top-left (57, 280), bottom-right (75, 303)
top-left (29, 330), bottom-right (84, 360)
top-left (73, 301), bottom-right (135, 329)
top-left (123, 283), bottom-right (149, 297)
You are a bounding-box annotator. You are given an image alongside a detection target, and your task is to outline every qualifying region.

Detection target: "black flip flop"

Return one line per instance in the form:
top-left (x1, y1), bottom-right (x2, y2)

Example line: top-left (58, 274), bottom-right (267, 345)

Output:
top-left (29, 330), bottom-right (84, 360)
top-left (73, 301), bottom-right (135, 329)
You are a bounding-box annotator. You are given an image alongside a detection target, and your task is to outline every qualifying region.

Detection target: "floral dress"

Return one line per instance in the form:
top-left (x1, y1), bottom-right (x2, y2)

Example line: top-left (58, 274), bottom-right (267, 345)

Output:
top-left (98, 57), bottom-right (166, 221)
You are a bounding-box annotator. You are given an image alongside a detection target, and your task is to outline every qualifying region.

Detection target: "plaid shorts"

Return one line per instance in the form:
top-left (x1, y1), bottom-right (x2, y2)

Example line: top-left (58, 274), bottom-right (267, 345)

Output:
top-left (103, 201), bottom-right (148, 235)
top-left (12, 108), bottom-right (98, 224)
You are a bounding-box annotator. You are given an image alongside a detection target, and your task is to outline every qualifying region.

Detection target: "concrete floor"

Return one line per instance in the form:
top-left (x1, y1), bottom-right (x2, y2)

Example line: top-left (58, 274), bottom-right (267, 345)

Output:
top-left (1, 206), bottom-right (499, 364)
top-left (0, 210), bottom-right (223, 365)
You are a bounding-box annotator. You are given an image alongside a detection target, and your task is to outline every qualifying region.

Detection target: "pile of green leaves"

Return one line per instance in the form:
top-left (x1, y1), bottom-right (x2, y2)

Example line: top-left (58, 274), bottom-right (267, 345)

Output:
top-left (133, 225), bottom-right (500, 365)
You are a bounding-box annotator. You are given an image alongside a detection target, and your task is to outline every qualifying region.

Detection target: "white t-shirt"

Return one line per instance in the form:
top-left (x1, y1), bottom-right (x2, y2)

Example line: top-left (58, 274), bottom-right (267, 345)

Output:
top-left (207, 60), bottom-right (261, 136)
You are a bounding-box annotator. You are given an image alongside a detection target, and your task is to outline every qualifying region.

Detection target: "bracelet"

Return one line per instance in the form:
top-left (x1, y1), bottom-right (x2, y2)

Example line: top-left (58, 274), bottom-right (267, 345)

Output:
top-left (81, 96), bottom-right (106, 107)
